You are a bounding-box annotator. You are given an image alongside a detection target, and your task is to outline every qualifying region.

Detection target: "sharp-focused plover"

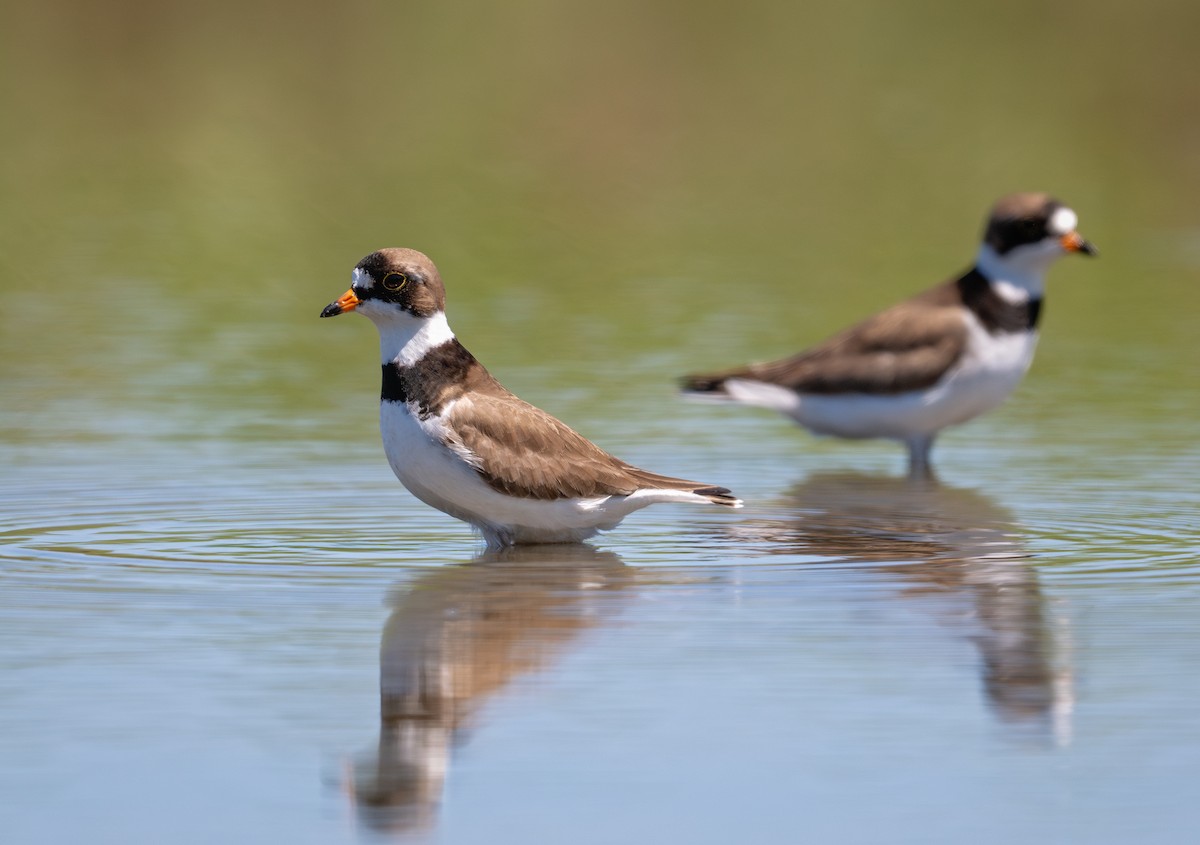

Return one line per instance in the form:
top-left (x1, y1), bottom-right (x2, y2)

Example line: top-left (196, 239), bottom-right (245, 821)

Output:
top-left (322, 248), bottom-right (741, 548)
top-left (682, 193), bottom-right (1096, 475)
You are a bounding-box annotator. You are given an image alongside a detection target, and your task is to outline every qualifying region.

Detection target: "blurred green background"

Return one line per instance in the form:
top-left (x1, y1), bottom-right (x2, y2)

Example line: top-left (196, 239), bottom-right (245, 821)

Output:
top-left (1, 0), bottom-right (1197, 447)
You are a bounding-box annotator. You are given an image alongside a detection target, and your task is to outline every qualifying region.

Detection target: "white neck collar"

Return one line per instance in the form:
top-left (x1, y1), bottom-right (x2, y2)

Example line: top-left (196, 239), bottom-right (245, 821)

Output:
top-left (372, 310), bottom-right (456, 367)
top-left (975, 244), bottom-right (1050, 303)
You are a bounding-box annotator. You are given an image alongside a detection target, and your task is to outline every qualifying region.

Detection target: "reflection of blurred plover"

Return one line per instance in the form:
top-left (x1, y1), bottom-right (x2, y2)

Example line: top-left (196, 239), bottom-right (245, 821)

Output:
top-left (683, 194), bottom-right (1096, 475)
top-left (348, 545), bottom-right (630, 834)
top-left (322, 248), bottom-right (740, 548)
top-left (726, 472), bottom-right (1074, 738)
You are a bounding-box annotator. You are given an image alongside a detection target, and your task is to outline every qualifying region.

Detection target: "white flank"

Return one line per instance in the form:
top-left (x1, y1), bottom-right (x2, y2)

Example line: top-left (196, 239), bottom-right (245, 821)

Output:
top-left (729, 310), bottom-right (1037, 443)
top-left (380, 398), bottom-right (730, 548)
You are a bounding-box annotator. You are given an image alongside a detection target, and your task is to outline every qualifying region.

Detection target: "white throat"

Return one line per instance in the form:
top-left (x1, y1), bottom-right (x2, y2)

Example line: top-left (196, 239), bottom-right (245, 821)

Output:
top-left (975, 243), bottom-right (1053, 303)
top-left (369, 310), bottom-right (456, 366)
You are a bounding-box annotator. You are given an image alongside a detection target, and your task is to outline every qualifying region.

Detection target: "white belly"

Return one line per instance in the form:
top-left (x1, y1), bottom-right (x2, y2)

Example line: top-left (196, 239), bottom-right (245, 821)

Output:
top-left (728, 321), bottom-right (1038, 441)
top-left (379, 401), bottom-right (702, 546)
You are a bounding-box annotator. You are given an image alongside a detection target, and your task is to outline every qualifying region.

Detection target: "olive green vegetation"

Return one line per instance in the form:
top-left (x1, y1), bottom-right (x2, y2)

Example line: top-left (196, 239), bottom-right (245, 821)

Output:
top-left (1, 0), bottom-right (1197, 447)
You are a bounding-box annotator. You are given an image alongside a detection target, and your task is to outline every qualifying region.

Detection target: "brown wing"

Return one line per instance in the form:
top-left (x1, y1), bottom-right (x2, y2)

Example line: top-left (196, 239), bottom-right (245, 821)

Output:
top-left (686, 283), bottom-right (969, 396)
top-left (447, 391), bottom-right (647, 500)
top-left (444, 362), bottom-right (737, 503)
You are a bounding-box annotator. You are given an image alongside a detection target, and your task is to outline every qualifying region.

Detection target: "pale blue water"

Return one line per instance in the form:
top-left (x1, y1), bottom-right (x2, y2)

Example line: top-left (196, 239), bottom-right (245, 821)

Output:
top-left (2, 373), bottom-right (1197, 843)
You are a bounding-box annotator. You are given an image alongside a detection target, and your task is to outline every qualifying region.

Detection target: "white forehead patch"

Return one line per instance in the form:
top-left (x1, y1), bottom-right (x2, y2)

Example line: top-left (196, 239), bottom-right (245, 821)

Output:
top-left (1048, 207), bottom-right (1078, 236)
top-left (352, 266), bottom-right (374, 290)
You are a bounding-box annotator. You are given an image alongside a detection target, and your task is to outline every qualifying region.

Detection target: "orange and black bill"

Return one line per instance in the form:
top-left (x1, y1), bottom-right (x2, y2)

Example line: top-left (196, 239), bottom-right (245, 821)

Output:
top-left (320, 288), bottom-right (361, 318)
top-left (1061, 231), bottom-right (1098, 256)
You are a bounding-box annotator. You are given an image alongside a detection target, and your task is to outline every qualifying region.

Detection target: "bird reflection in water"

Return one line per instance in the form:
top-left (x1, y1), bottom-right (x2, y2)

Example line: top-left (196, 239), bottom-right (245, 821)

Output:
top-left (346, 544), bottom-right (630, 836)
top-left (738, 472), bottom-right (1074, 740)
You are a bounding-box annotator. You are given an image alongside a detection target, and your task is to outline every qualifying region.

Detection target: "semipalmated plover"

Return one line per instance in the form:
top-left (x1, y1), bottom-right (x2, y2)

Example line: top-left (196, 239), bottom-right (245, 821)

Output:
top-left (322, 248), bottom-right (741, 548)
top-left (682, 193), bottom-right (1096, 475)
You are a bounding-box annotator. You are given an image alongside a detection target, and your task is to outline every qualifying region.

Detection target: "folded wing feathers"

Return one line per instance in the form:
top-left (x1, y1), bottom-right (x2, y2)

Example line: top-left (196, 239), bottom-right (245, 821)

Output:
top-left (449, 393), bottom-right (737, 504)
top-left (683, 291), bottom-right (968, 397)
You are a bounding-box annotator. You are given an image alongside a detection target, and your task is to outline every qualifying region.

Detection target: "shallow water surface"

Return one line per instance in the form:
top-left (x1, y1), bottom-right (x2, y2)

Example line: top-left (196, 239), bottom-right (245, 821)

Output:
top-left (2, 408), bottom-right (1197, 843)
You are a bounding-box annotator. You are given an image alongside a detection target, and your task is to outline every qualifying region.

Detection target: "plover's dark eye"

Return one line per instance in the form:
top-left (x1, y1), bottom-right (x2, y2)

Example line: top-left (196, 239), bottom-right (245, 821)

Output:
top-left (382, 272), bottom-right (408, 292)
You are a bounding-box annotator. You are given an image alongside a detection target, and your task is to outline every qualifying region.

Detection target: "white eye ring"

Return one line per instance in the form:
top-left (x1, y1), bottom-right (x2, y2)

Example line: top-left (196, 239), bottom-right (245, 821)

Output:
top-left (1049, 207), bottom-right (1078, 236)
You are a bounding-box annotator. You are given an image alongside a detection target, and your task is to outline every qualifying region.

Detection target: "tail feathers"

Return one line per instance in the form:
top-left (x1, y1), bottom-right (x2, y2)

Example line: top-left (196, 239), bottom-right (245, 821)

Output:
top-left (690, 485), bottom-right (743, 508)
top-left (683, 368), bottom-right (802, 417)
top-left (681, 372), bottom-right (733, 395)
top-left (628, 467), bottom-right (743, 508)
